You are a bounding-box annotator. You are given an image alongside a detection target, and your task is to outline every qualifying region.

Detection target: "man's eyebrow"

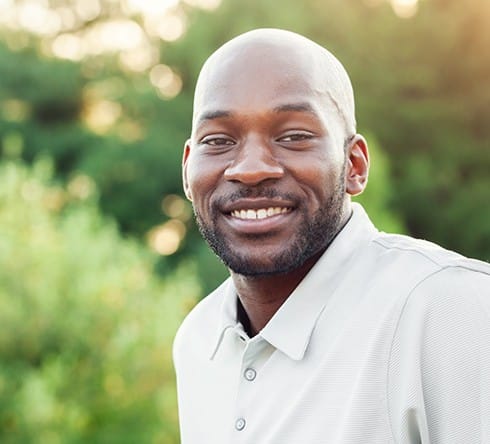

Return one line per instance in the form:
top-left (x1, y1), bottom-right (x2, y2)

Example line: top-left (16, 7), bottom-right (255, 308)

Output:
top-left (196, 110), bottom-right (232, 125)
top-left (195, 103), bottom-right (318, 127)
top-left (273, 103), bottom-right (317, 115)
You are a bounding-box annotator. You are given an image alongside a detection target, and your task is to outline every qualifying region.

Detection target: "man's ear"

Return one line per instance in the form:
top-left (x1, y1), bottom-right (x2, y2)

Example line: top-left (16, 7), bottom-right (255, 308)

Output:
top-left (182, 139), bottom-right (192, 201)
top-left (345, 134), bottom-right (369, 196)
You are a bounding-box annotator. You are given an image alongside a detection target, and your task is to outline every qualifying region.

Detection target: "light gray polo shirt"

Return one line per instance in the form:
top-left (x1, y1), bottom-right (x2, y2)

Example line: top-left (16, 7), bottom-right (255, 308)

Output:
top-left (173, 203), bottom-right (490, 444)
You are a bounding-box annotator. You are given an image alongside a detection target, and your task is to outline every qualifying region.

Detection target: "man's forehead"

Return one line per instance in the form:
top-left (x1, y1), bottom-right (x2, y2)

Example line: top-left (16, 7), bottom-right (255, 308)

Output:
top-left (195, 69), bottom-right (321, 118)
top-left (193, 45), bottom-right (331, 125)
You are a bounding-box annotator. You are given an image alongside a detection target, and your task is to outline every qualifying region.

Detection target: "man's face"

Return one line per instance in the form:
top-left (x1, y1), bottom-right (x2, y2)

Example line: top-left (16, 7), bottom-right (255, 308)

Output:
top-left (183, 43), bottom-right (353, 276)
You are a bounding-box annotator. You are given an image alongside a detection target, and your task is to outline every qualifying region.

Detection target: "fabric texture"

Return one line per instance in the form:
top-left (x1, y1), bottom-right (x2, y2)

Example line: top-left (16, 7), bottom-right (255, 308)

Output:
top-left (173, 203), bottom-right (490, 444)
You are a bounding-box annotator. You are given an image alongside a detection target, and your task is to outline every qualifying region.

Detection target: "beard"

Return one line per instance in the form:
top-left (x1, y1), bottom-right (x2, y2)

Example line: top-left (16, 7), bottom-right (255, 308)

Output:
top-left (194, 172), bottom-right (347, 277)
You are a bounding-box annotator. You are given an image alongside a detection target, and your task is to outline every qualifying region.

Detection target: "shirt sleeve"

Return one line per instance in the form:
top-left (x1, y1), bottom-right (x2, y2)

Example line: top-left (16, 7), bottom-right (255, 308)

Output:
top-left (387, 266), bottom-right (490, 444)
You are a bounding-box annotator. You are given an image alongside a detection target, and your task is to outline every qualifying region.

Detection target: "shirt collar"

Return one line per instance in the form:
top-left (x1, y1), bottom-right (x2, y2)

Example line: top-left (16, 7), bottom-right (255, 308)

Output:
top-left (209, 278), bottom-right (241, 360)
top-left (210, 203), bottom-right (377, 361)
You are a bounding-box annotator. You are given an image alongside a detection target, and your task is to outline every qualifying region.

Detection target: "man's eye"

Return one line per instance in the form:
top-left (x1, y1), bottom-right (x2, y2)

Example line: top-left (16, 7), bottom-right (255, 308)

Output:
top-left (201, 137), bottom-right (235, 146)
top-left (278, 132), bottom-right (314, 142)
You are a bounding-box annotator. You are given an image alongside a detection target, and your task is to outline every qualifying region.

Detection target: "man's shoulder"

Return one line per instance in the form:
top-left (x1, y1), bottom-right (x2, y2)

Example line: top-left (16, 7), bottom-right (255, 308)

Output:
top-left (371, 230), bottom-right (490, 276)
top-left (367, 231), bottom-right (490, 324)
top-left (173, 278), bottom-right (230, 362)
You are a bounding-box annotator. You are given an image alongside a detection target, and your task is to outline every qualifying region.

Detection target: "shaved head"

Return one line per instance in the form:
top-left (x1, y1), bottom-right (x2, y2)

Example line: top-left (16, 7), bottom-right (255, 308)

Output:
top-left (192, 28), bottom-right (356, 138)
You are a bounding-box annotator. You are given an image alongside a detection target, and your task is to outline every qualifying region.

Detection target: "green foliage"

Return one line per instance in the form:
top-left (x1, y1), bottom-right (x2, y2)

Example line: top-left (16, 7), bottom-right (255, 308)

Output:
top-left (0, 160), bottom-right (199, 443)
top-left (0, 46), bottom-right (82, 124)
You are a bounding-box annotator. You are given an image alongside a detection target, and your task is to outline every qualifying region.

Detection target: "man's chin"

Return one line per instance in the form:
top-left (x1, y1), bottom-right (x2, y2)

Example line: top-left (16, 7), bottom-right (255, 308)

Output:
top-left (226, 262), bottom-right (292, 277)
top-left (215, 246), bottom-right (314, 277)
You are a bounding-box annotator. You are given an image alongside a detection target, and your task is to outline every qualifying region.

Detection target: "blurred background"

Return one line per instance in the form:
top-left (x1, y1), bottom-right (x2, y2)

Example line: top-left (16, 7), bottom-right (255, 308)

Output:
top-left (0, 0), bottom-right (488, 442)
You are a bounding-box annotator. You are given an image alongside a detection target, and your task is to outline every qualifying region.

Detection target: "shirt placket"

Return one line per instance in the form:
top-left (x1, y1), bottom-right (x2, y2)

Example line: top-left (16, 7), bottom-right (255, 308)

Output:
top-left (231, 332), bottom-right (275, 442)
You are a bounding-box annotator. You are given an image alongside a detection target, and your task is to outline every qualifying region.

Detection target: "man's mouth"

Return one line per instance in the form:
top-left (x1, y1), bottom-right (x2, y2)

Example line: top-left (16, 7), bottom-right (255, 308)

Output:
top-left (230, 207), bottom-right (292, 220)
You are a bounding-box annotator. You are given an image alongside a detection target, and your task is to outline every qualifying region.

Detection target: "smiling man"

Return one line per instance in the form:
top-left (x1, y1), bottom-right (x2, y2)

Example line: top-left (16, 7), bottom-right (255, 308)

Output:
top-left (173, 29), bottom-right (490, 444)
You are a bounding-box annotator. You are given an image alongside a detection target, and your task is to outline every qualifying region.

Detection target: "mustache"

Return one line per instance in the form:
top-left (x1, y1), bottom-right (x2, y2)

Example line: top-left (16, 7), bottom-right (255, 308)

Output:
top-left (213, 187), bottom-right (299, 208)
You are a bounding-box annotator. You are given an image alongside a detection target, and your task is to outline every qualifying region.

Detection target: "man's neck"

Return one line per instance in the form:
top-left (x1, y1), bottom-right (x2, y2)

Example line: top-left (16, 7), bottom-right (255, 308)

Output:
top-left (231, 250), bottom-right (324, 337)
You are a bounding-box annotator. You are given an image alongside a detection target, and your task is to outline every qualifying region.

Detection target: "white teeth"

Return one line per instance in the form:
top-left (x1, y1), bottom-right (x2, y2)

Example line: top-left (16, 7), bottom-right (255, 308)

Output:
top-left (231, 207), bottom-right (291, 220)
top-left (257, 209), bottom-right (267, 219)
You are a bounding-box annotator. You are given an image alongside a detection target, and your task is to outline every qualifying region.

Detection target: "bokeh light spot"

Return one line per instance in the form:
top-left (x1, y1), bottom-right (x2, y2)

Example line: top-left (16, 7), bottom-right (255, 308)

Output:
top-left (149, 64), bottom-right (183, 99)
top-left (162, 194), bottom-right (192, 221)
top-left (155, 12), bottom-right (186, 42)
top-left (82, 100), bottom-right (122, 134)
top-left (119, 44), bottom-right (158, 73)
top-left (75, 0), bottom-right (101, 22)
top-left (51, 34), bottom-right (84, 61)
top-left (18, 1), bottom-right (61, 36)
top-left (67, 175), bottom-right (96, 200)
top-left (147, 219), bottom-right (186, 255)
top-left (390, 0), bottom-right (419, 18)
top-left (84, 19), bottom-right (146, 54)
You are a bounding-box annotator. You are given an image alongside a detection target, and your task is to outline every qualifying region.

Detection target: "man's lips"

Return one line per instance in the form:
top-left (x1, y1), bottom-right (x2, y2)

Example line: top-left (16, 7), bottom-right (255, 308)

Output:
top-left (220, 198), bottom-right (297, 234)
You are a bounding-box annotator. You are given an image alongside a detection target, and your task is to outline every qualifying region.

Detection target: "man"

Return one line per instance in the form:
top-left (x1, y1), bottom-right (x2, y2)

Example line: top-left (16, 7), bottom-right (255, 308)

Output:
top-left (173, 28), bottom-right (490, 443)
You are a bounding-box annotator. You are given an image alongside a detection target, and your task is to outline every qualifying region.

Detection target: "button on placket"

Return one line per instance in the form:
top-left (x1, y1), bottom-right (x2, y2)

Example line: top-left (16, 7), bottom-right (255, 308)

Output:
top-left (233, 337), bottom-right (270, 438)
top-left (244, 367), bottom-right (257, 381)
top-left (235, 417), bottom-right (246, 431)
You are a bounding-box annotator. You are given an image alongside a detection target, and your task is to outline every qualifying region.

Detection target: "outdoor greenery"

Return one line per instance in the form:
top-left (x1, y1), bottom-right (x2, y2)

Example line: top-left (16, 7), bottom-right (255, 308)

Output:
top-left (0, 160), bottom-right (198, 443)
top-left (0, 0), bottom-right (488, 442)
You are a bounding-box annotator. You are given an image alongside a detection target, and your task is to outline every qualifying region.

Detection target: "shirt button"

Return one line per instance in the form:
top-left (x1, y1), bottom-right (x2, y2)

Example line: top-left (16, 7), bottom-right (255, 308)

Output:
top-left (235, 417), bottom-right (246, 431)
top-left (244, 368), bottom-right (257, 381)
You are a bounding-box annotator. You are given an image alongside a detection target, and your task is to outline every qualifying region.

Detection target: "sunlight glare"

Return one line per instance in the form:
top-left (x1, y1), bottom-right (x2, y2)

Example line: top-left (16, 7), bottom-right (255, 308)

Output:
top-left (0, 0), bottom-right (14, 8)
top-left (57, 7), bottom-right (78, 30)
top-left (51, 34), bottom-right (84, 61)
top-left (75, 0), bottom-right (101, 21)
top-left (123, 0), bottom-right (179, 16)
top-left (18, 1), bottom-right (61, 36)
top-left (0, 2), bottom-right (15, 28)
top-left (183, 0), bottom-right (222, 11)
top-left (390, 0), bottom-right (419, 18)
top-left (85, 19), bottom-right (146, 54)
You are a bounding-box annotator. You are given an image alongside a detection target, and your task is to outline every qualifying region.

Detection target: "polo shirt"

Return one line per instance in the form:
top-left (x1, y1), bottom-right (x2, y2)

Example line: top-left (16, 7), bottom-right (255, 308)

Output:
top-left (173, 203), bottom-right (490, 444)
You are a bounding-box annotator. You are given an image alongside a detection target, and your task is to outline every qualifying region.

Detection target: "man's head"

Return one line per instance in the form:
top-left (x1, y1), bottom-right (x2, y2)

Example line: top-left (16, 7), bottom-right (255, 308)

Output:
top-left (183, 28), bottom-right (369, 276)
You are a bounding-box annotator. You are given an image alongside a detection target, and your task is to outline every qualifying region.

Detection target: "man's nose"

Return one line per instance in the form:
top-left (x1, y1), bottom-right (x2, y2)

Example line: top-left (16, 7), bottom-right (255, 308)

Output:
top-left (223, 140), bottom-right (284, 185)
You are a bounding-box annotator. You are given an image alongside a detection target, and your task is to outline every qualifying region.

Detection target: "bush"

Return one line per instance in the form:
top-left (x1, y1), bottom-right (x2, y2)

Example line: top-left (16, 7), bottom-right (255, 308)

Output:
top-left (0, 160), bottom-right (199, 443)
